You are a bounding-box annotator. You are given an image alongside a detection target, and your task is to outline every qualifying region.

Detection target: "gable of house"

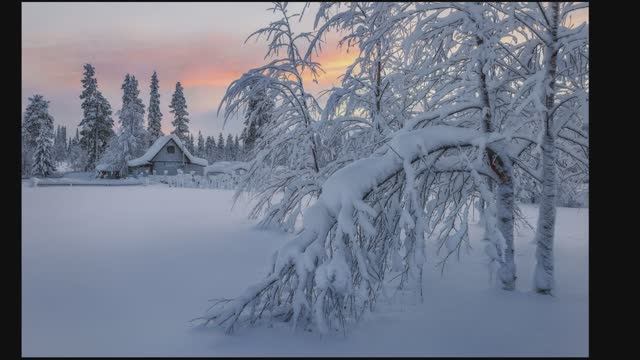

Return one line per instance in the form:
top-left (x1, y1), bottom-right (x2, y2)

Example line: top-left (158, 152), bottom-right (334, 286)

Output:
top-left (127, 135), bottom-right (207, 176)
top-left (151, 139), bottom-right (188, 163)
top-left (128, 135), bottom-right (207, 167)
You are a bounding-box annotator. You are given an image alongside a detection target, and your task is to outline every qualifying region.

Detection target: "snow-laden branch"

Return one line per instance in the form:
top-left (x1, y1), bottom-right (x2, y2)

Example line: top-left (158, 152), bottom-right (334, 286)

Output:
top-left (204, 161), bottom-right (248, 176)
top-left (198, 123), bottom-right (505, 334)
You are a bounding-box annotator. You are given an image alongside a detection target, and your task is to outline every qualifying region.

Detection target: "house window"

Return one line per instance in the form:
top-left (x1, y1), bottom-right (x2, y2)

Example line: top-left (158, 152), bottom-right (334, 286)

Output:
top-left (167, 145), bottom-right (175, 154)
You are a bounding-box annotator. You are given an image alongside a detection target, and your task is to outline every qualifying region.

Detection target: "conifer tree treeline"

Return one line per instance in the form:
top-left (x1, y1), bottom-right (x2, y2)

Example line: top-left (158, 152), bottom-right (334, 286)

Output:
top-left (22, 65), bottom-right (262, 177)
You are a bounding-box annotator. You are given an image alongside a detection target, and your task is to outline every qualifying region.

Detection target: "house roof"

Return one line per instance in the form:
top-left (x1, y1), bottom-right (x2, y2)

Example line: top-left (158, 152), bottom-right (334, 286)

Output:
top-left (127, 134), bottom-right (208, 167)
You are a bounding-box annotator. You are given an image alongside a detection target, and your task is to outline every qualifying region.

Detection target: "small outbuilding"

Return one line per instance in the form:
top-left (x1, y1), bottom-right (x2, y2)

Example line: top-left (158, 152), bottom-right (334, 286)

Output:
top-left (127, 134), bottom-right (208, 176)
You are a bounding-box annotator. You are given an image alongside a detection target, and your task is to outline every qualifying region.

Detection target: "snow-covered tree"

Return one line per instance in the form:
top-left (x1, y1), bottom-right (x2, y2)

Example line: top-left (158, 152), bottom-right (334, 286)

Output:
top-left (22, 94), bottom-right (54, 175)
top-left (67, 128), bottom-right (87, 172)
top-left (30, 97), bottom-right (56, 177)
top-left (32, 129), bottom-right (56, 177)
top-left (508, 2), bottom-right (589, 295)
top-left (78, 64), bottom-right (115, 170)
top-left (309, 2), bottom-right (408, 137)
top-left (186, 133), bottom-right (195, 154)
top-left (196, 131), bottom-right (205, 158)
top-left (234, 135), bottom-right (241, 160)
top-left (205, 135), bottom-right (216, 163)
top-left (170, 81), bottom-right (190, 143)
top-left (147, 71), bottom-right (164, 144)
top-left (200, 1), bottom-right (589, 333)
top-left (216, 132), bottom-right (225, 161)
top-left (21, 124), bottom-right (28, 176)
top-left (53, 125), bottom-right (68, 163)
top-left (219, 2), bottom-right (326, 231)
top-left (97, 74), bottom-right (147, 176)
top-left (224, 133), bottom-right (234, 160)
top-left (240, 86), bottom-right (274, 157)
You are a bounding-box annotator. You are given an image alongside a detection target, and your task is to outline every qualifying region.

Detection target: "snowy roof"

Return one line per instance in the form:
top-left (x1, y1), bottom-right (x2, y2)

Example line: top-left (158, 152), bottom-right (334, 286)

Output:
top-left (127, 134), bottom-right (208, 167)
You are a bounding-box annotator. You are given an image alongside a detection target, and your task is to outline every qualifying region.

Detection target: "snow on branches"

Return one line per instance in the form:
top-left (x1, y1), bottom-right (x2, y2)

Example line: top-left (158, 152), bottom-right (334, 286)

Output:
top-left (201, 1), bottom-right (588, 334)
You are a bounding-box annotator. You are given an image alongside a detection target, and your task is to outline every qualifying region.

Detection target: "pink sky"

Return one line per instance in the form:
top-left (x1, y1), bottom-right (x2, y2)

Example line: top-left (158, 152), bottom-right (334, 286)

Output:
top-left (22, 2), bottom-right (354, 137)
top-left (22, 3), bottom-right (587, 138)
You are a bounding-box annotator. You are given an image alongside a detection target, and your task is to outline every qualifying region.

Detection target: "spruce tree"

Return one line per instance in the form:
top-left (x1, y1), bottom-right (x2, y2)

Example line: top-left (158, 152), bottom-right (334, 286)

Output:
top-left (67, 128), bottom-right (87, 171)
top-left (31, 97), bottom-right (56, 177)
top-left (69, 128), bottom-right (80, 153)
top-left (234, 135), bottom-right (240, 161)
top-left (60, 126), bottom-right (68, 161)
top-left (147, 71), bottom-right (163, 144)
top-left (78, 64), bottom-right (115, 170)
top-left (23, 95), bottom-right (49, 150)
top-left (23, 95), bottom-right (54, 175)
top-left (196, 131), bottom-right (205, 157)
top-left (21, 124), bottom-right (28, 175)
top-left (116, 74), bottom-right (146, 140)
top-left (53, 125), bottom-right (68, 163)
top-left (224, 134), bottom-right (234, 161)
top-left (184, 134), bottom-right (195, 154)
top-left (240, 86), bottom-right (273, 157)
top-left (205, 135), bottom-right (216, 163)
top-left (240, 122), bottom-right (257, 154)
top-left (53, 126), bottom-right (60, 159)
top-left (97, 74), bottom-right (147, 176)
top-left (32, 128), bottom-right (56, 177)
top-left (217, 133), bottom-right (225, 161)
top-left (169, 82), bottom-right (190, 143)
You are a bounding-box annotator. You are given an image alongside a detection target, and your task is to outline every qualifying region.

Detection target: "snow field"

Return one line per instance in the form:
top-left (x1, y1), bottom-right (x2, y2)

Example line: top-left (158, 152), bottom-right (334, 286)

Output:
top-left (22, 185), bottom-right (587, 356)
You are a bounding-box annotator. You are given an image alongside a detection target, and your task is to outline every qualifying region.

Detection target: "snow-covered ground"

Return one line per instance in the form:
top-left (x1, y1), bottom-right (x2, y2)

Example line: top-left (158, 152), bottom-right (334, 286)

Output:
top-left (29, 177), bottom-right (144, 186)
top-left (22, 184), bottom-right (588, 356)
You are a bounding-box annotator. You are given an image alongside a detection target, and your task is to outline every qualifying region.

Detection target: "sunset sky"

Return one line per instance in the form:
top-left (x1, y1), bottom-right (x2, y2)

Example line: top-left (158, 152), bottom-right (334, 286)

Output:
top-left (22, 2), bottom-right (355, 137)
top-left (22, 3), bottom-right (587, 138)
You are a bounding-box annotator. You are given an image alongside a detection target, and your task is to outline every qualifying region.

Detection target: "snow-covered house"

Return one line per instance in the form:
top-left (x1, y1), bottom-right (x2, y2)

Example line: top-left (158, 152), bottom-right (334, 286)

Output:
top-left (127, 134), bottom-right (208, 176)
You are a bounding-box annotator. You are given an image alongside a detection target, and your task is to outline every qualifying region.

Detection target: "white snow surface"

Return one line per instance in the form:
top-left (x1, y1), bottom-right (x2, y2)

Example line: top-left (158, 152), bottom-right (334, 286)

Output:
top-left (127, 134), bottom-right (208, 167)
top-left (30, 177), bottom-right (143, 186)
top-left (22, 184), bottom-right (588, 356)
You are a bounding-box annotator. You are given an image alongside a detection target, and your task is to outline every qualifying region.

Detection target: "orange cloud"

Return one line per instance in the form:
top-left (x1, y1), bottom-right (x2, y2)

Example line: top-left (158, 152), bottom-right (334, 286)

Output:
top-left (318, 50), bottom-right (359, 81)
top-left (179, 43), bottom-right (359, 95)
top-left (299, 46), bottom-right (359, 93)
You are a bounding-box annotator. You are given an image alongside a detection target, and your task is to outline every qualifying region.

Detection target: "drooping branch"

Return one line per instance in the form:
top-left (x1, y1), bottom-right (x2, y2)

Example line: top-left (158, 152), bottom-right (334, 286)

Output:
top-left (197, 121), bottom-right (505, 333)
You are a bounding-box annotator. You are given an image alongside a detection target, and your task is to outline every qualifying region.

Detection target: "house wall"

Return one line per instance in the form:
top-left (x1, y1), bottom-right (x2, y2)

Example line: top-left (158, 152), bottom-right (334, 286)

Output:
top-left (152, 139), bottom-right (186, 162)
top-left (144, 139), bottom-right (204, 175)
top-left (150, 162), bottom-right (204, 176)
top-left (152, 161), bottom-right (180, 175)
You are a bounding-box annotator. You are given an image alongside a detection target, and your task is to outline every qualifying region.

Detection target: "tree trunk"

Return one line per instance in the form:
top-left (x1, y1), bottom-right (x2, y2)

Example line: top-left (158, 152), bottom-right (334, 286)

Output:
top-left (533, 2), bottom-right (560, 295)
top-left (534, 133), bottom-right (556, 293)
top-left (496, 170), bottom-right (516, 290)
top-left (476, 34), bottom-right (516, 290)
top-left (373, 39), bottom-right (384, 135)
